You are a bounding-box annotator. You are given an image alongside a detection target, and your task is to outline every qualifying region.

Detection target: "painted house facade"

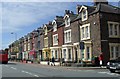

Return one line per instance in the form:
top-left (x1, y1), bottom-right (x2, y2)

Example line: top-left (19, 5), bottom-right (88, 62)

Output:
top-left (42, 22), bottom-right (53, 61)
top-left (62, 10), bottom-right (79, 63)
top-left (50, 16), bottom-right (64, 62)
top-left (36, 27), bottom-right (44, 61)
top-left (8, 1), bottom-right (120, 65)
top-left (77, 1), bottom-right (120, 65)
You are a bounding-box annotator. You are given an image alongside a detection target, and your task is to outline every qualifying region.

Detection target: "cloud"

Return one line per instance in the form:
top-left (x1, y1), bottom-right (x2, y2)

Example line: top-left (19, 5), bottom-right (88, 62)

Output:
top-left (2, 1), bottom-right (119, 33)
top-left (1, 2), bottom-right (76, 49)
top-left (1, 0), bottom-right (120, 2)
top-left (2, 2), bottom-right (71, 33)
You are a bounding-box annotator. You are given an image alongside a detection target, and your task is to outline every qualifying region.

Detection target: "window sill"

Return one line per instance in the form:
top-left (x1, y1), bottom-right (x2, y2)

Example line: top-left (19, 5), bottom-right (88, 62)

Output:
top-left (65, 24), bottom-right (70, 27)
top-left (81, 37), bottom-right (90, 41)
top-left (65, 41), bottom-right (71, 43)
top-left (53, 44), bottom-right (58, 46)
top-left (82, 18), bottom-right (87, 22)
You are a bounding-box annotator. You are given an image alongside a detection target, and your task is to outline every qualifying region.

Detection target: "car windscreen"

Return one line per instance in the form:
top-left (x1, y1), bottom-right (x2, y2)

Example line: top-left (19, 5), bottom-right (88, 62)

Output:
top-left (109, 59), bottom-right (120, 62)
top-left (0, 50), bottom-right (6, 54)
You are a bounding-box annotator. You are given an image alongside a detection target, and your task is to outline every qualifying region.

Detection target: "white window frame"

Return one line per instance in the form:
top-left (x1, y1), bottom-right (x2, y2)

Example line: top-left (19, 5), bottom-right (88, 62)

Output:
top-left (86, 46), bottom-right (90, 60)
top-left (64, 15), bottom-right (70, 27)
top-left (24, 40), bottom-right (26, 51)
top-left (86, 26), bottom-right (89, 38)
top-left (28, 37), bottom-right (30, 51)
top-left (82, 9), bottom-right (88, 21)
top-left (68, 48), bottom-right (72, 60)
top-left (64, 29), bottom-right (71, 43)
top-left (44, 25), bottom-right (48, 35)
top-left (62, 48), bottom-right (67, 59)
top-left (109, 43), bottom-right (120, 60)
top-left (53, 34), bottom-right (58, 45)
top-left (79, 6), bottom-right (88, 21)
top-left (44, 37), bottom-right (48, 47)
top-left (108, 21), bottom-right (120, 38)
top-left (80, 23), bottom-right (90, 40)
top-left (51, 50), bottom-right (54, 57)
top-left (52, 20), bottom-right (57, 32)
top-left (55, 50), bottom-right (58, 59)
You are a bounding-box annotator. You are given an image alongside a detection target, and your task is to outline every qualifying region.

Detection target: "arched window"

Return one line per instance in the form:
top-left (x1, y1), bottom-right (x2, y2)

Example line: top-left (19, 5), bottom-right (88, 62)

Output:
top-left (53, 21), bottom-right (57, 32)
top-left (64, 15), bottom-right (70, 27)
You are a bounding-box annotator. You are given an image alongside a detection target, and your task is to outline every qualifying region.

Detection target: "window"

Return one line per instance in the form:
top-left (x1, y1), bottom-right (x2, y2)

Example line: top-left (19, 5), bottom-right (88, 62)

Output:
top-left (65, 32), bottom-right (67, 42)
top-left (115, 47), bottom-right (119, 58)
top-left (68, 49), bottom-right (72, 59)
top-left (79, 6), bottom-right (88, 21)
top-left (82, 27), bottom-right (84, 39)
top-left (44, 37), bottom-right (48, 47)
top-left (86, 47), bottom-right (90, 60)
top-left (86, 26), bottom-right (89, 38)
top-left (46, 52), bottom-right (48, 57)
top-left (111, 46), bottom-right (114, 58)
top-left (109, 44), bottom-right (120, 59)
top-left (64, 29), bottom-right (71, 43)
top-left (108, 22), bottom-right (120, 37)
top-left (114, 24), bottom-right (118, 35)
top-left (64, 15), bottom-right (70, 27)
top-left (109, 24), bottom-right (113, 35)
top-left (55, 50), bottom-right (58, 59)
top-left (63, 49), bottom-right (66, 59)
top-left (83, 10), bottom-right (87, 18)
top-left (82, 9), bottom-right (88, 21)
top-left (37, 41), bottom-right (40, 49)
top-left (53, 22), bottom-right (57, 32)
top-left (80, 23), bottom-right (90, 40)
top-left (82, 50), bottom-right (84, 59)
top-left (52, 51), bottom-right (54, 57)
top-left (44, 26), bottom-right (47, 35)
top-left (53, 34), bottom-right (58, 45)
top-left (0, 50), bottom-right (7, 54)
top-left (68, 31), bottom-right (71, 42)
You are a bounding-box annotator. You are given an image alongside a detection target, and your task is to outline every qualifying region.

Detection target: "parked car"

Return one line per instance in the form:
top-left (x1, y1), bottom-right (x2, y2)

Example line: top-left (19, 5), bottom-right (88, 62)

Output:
top-left (107, 57), bottom-right (120, 73)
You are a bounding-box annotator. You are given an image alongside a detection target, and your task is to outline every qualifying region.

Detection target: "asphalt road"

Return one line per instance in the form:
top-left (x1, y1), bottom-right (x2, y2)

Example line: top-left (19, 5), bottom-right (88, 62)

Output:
top-left (1, 61), bottom-right (120, 79)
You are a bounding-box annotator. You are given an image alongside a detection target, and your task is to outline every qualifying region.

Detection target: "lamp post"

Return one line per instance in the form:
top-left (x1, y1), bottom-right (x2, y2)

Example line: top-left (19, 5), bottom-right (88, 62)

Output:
top-left (11, 32), bottom-right (17, 41)
top-left (11, 32), bottom-right (18, 60)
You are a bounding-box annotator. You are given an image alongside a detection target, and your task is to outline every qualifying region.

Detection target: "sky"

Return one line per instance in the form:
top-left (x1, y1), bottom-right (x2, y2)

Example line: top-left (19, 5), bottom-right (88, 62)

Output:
top-left (0, 0), bottom-right (119, 49)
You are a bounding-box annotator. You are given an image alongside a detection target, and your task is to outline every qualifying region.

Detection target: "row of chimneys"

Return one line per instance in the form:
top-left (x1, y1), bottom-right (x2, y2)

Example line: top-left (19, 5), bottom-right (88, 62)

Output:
top-left (65, 10), bottom-right (74, 14)
top-left (65, 0), bottom-right (108, 14)
top-left (94, 0), bottom-right (108, 5)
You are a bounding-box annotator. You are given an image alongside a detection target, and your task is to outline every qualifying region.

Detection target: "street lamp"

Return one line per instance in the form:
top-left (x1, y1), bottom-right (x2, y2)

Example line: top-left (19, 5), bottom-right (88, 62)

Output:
top-left (11, 32), bottom-right (17, 41)
top-left (11, 32), bottom-right (18, 60)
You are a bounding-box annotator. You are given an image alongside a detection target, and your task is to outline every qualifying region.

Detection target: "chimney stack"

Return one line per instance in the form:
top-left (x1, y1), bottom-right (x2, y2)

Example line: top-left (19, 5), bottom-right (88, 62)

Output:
top-left (65, 10), bottom-right (70, 14)
top-left (71, 11), bottom-right (74, 14)
top-left (93, 0), bottom-right (108, 5)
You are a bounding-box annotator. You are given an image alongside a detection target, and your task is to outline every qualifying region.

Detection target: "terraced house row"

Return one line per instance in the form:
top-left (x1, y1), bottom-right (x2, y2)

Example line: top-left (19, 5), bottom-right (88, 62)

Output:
top-left (8, 1), bottom-right (120, 65)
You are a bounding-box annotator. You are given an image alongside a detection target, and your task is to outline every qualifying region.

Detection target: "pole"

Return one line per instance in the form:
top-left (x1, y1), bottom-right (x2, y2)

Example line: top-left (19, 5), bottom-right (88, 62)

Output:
top-left (11, 32), bottom-right (18, 60)
top-left (11, 32), bottom-right (17, 41)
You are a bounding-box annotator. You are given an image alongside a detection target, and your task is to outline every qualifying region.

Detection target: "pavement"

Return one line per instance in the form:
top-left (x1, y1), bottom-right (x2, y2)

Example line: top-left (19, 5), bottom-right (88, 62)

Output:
top-left (10, 61), bottom-right (107, 70)
top-left (2, 61), bottom-right (120, 78)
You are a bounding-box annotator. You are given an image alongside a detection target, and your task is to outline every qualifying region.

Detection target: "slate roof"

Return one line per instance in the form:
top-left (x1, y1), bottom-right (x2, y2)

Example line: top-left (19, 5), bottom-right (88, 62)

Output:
top-left (54, 16), bottom-right (64, 28)
top-left (75, 2), bottom-right (120, 21)
top-left (90, 3), bottom-right (120, 15)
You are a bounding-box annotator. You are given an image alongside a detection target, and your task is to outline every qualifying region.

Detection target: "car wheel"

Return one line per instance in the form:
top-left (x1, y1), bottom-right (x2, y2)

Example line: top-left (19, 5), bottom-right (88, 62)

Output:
top-left (110, 69), bottom-right (115, 73)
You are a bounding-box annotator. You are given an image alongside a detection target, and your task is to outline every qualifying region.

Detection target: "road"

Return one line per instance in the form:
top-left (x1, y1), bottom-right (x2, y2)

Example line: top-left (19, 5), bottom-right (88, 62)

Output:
top-left (1, 61), bottom-right (120, 79)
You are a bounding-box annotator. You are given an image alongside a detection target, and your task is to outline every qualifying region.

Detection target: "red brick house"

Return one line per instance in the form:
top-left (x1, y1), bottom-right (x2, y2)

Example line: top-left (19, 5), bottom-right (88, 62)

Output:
top-left (50, 16), bottom-right (64, 62)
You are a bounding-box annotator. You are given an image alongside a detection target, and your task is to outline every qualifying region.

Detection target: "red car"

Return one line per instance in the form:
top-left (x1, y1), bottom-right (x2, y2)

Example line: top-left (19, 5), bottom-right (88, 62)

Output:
top-left (0, 49), bottom-right (8, 64)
